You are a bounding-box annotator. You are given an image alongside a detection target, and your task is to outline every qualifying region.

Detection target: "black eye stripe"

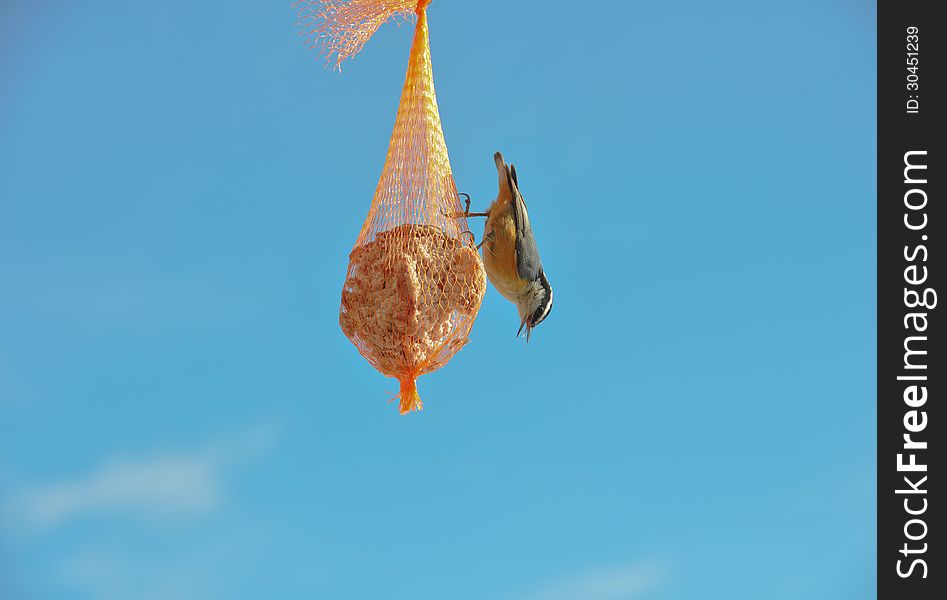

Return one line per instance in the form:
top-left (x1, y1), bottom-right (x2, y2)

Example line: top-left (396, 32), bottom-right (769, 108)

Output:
top-left (531, 288), bottom-right (553, 325)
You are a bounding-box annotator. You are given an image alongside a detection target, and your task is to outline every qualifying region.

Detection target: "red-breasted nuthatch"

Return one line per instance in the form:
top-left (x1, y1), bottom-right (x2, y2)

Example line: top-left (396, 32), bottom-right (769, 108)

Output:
top-left (457, 151), bottom-right (553, 340)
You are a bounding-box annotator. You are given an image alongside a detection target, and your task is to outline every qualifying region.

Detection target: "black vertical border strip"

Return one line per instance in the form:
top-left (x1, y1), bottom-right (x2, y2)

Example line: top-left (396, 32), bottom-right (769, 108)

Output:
top-left (878, 1), bottom-right (941, 598)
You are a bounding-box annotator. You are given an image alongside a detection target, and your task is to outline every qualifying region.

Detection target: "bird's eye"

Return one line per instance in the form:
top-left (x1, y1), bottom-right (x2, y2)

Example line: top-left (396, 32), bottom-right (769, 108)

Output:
top-left (531, 297), bottom-right (552, 326)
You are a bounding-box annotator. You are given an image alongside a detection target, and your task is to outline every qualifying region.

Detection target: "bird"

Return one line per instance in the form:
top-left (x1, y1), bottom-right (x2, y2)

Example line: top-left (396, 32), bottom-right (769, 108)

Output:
top-left (454, 151), bottom-right (553, 341)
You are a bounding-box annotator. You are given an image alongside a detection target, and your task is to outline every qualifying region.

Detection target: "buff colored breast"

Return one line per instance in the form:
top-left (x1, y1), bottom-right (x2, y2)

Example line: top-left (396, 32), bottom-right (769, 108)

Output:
top-left (482, 199), bottom-right (529, 304)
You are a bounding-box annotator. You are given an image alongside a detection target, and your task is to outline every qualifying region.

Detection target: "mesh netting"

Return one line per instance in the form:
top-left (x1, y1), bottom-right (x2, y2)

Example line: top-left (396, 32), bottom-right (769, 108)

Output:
top-left (299, 0), bottom-right (486, 413)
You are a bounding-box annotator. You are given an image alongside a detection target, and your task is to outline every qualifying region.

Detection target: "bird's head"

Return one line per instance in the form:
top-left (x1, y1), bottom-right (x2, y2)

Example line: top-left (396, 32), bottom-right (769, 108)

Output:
top-left (517, 270), bottom-right (553, 342)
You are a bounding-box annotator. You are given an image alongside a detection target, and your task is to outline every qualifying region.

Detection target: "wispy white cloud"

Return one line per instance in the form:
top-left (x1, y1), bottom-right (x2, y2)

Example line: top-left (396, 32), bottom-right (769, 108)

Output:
top-left (11, 424), bottom-right (277, 531)
top-left (22, 453), bottom-right (219, 527)
top-left (520, 560), bottom-right (669, 600)
top-left (57, 541), bottom-right (229, 600)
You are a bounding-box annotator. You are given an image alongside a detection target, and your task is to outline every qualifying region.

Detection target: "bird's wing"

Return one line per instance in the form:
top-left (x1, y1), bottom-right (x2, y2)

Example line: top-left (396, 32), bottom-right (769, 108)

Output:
top-left (508, 164), bottom-right (542, 282)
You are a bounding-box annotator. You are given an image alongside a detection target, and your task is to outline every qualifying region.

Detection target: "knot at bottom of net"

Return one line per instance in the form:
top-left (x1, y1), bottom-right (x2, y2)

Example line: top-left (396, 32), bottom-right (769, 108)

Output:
top-left (398, 376), bottom-right (422, 414)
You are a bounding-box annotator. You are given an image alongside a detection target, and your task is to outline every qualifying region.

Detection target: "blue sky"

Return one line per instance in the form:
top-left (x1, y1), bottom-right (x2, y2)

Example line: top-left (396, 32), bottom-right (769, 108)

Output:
top-left (1, 1), bottom-right (875, 599)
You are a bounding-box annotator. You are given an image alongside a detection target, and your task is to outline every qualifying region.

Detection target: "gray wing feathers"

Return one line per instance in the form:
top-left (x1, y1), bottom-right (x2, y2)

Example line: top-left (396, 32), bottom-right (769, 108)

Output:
top-left (508, 165), bottom-right (542, 282)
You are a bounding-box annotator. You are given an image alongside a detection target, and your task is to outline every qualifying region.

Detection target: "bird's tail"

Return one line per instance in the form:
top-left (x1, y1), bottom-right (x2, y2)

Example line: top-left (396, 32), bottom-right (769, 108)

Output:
top-left (494, 151), bottom-right (514, 198)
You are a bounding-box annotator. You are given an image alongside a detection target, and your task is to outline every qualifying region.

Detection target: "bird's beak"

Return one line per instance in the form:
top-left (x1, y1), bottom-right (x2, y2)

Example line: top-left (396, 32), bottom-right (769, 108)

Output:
top-left (517, 313), bottom-right (532, 342)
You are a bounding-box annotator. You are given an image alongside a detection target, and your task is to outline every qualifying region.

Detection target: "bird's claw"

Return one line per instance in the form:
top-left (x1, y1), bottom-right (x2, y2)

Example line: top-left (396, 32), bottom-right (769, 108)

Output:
top-left (440, 192), bottom-right (472, 219)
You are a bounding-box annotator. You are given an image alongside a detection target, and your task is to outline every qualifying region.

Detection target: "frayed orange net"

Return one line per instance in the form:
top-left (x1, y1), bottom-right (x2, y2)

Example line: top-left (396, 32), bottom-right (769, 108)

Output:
top-left (296, 0), bottom-right (418, 69)
top-left (300, 1), bottom-right (485, 413)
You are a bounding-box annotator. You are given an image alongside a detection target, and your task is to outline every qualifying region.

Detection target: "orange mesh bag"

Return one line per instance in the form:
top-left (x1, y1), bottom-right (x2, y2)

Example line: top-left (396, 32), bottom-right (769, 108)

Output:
top-left (298, 0), bottom-right (486, 414)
